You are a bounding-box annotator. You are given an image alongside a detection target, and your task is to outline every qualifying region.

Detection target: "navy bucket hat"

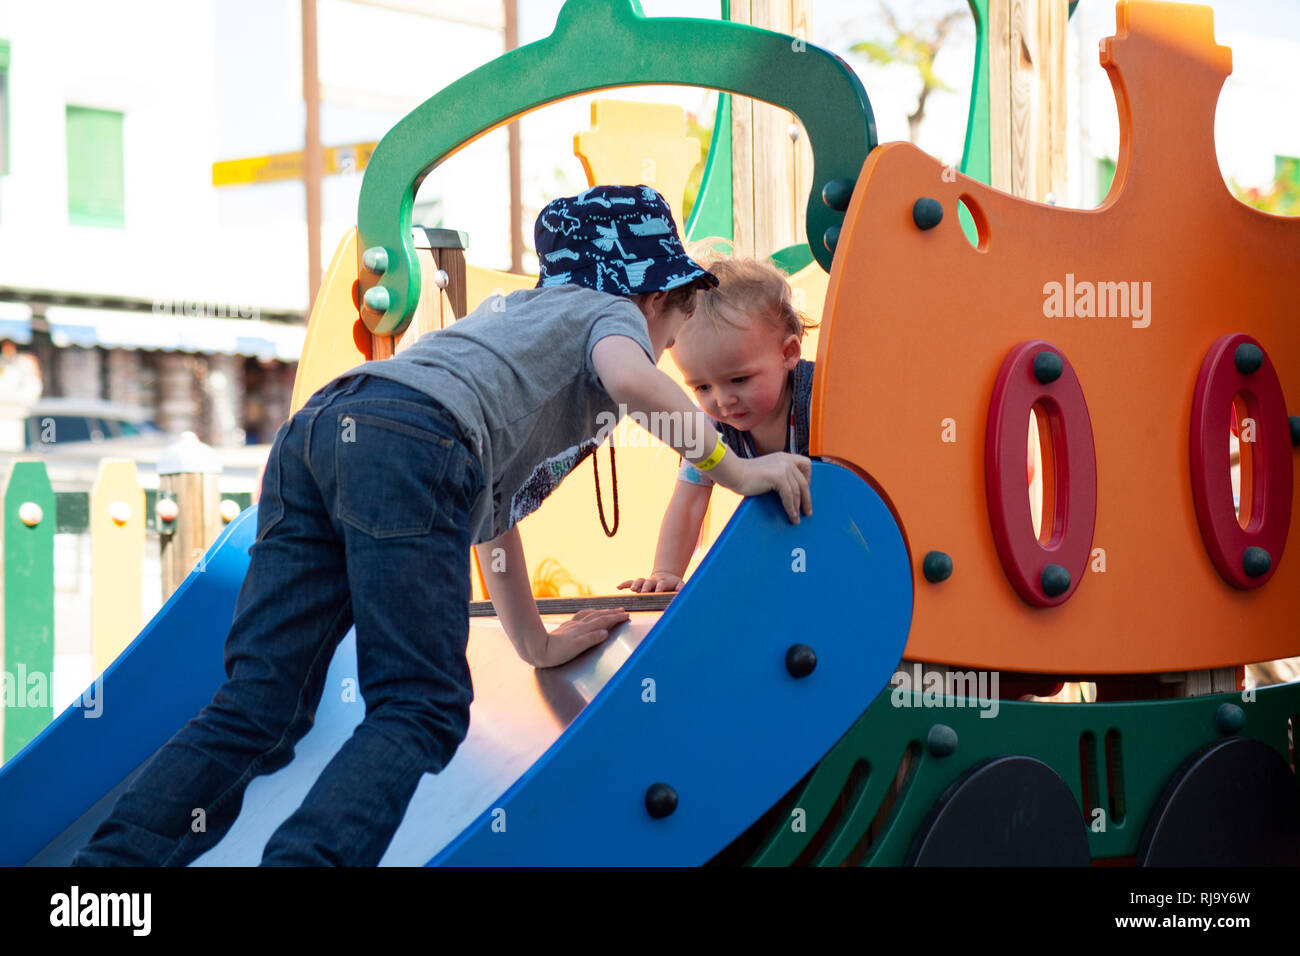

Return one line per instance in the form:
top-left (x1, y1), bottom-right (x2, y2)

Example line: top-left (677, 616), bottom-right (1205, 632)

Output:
top-left (534, 185), bottom-right (719, 294)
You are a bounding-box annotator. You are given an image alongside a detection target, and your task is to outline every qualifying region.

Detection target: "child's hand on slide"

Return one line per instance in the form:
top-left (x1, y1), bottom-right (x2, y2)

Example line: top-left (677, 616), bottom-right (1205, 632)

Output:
top-left (733, 453), bottom-right (812, 523)
top-left (532, 607), bottom-right (630, 668)
top-left (617, 571), bottom-right (685, 593)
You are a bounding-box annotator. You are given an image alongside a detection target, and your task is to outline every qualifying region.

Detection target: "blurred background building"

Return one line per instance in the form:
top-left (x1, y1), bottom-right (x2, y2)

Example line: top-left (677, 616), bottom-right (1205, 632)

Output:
top-left (0, 0), bottom-right (511, 448)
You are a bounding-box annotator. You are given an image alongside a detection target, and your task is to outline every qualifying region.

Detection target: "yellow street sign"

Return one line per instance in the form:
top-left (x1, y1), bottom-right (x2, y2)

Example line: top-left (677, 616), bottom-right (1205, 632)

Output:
top-left (212, 141), bottom-right (377, 187)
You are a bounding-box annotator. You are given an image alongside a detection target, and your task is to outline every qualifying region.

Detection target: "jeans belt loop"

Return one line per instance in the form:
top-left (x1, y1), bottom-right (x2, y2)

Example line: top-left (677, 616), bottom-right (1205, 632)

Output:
top-left (340, 373), bottom-right (367, 397)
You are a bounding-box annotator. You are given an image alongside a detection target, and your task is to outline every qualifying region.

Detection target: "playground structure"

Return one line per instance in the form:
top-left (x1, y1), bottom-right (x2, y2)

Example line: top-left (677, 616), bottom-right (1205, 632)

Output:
top-left (1, 0), bottom-right (1298, 865)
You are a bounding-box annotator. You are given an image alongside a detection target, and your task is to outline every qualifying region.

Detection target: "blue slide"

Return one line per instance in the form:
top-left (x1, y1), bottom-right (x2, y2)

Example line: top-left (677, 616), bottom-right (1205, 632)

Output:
top-left (0, 462), bottom-right (913, 865)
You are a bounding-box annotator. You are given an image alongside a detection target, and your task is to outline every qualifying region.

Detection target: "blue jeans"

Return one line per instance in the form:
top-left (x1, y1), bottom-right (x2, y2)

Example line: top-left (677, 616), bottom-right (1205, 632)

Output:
top-left (72, 373), bottom-right (485, 866)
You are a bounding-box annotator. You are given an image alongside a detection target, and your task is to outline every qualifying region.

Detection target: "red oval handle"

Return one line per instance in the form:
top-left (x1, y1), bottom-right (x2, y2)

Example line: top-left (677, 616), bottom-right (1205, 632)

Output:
top-left (986, 341), bottom-right (1098, 607)
top-left (1189, 333), bottom-right (1292, 588)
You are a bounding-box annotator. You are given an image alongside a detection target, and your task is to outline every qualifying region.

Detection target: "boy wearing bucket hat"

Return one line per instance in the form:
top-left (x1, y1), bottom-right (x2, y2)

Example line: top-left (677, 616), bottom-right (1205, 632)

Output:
top-left (73, 185), bottom-right (812, 868)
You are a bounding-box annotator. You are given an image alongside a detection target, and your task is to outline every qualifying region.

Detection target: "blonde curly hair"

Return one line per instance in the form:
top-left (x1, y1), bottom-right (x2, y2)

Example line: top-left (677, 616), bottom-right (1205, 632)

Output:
top-left (686, 241), bottom-right (817, 340)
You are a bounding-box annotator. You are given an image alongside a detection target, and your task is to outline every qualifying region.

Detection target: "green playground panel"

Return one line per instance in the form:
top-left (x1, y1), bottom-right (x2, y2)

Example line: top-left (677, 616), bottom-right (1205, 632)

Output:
top-left (357, 0), bottom-right (1076, 311)
top-left (357, 0), bottom-right (876, 334)
top-left (740, 681), bottom-right (1300, 866)
top-left (2, 463), bottom-right (55, 761)
top-left (961, 0), bottom-right (992, 186)
top-left (958, 0), bottom-right (990, 245)
top-left (685, 90), bottom-right (733, 244)
top-left (682, 0), bottom-right (732, 244)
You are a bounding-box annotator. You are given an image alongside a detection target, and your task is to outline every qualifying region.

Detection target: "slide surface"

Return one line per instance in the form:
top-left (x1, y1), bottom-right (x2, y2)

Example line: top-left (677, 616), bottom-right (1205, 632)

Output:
top-left (0, 462), bottom-right (913, 865)
top-left (1, 508), bottom-right (656, 866)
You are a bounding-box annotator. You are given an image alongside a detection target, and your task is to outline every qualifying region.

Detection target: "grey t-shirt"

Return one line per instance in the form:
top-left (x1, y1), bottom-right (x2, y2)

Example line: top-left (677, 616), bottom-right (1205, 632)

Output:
top-left (348, 284), bottom-right (654, 544)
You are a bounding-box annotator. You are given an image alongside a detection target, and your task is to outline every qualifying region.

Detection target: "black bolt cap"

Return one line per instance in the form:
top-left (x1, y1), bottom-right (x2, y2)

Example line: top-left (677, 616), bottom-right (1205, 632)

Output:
top-left (1216, 702), bottom-right (1246, 735)
top-left (645, 783), bottom-right (678, 819)
top-left (913, 197), bottom-right (944, 230)
top-left (1243, 546), bottom-right (1271, 578)
top-left (823, 224), bottom-right (841, 253)
top-left (1290, 415), bottom-right (1299, 447)
top-left (927, 724), bottom-right (958, 757)
top-left (1033, 351), bottom-right (1063, 384)
top-left (785, 643), bottom-right (817, 678)
top-left (822, 178), bottom-right (855, 212)
top-left (1041, 564), bottom-right (1071, 597)
top-left (1234, 343), bottom-right (1263, 375)
top-left (922, 550), bottom-right (953, 583)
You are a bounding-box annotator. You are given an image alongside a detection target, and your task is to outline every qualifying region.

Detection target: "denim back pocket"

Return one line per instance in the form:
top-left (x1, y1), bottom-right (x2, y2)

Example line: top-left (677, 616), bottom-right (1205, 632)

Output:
top-left (334, 411), bottom-right (462, 539)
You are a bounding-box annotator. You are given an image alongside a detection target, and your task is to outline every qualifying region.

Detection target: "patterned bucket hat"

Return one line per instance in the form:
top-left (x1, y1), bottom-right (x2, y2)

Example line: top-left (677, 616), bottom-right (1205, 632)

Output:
top-left (534, 185), bottom-right (719, 294)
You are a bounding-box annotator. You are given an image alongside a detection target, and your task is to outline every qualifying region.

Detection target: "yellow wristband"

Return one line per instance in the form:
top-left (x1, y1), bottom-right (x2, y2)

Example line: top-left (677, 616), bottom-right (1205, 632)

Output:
top-left (695, 435), bottom-right (727, 471)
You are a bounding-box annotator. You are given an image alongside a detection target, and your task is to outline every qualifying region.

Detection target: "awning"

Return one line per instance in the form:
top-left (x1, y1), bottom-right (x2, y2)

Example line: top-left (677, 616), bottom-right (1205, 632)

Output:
top-left (0, 302), bottom-right (34, 344)
top-left (44, 306), bottom-right (305, 362)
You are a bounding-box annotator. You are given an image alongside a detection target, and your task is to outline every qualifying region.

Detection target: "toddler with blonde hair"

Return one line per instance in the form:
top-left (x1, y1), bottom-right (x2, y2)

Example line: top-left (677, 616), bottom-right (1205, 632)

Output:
top-left (621, 254), bottom-right (817, 593)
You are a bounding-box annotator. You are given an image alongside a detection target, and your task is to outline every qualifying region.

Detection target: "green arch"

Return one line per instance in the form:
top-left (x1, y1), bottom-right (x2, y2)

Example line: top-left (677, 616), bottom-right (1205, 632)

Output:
top-left (356, 0), bottom-right (875, 334)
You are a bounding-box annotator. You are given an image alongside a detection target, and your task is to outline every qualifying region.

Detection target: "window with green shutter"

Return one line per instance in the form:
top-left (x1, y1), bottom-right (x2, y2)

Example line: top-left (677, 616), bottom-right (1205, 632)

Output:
top-left (66, 106), bottom-right (124, 227)
top-left (0, 41), bottom-right (10, 176)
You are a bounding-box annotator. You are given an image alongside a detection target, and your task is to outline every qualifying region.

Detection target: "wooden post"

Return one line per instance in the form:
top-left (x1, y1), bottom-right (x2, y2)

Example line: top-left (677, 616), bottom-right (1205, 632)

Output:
top-left (90, 460), bottom-right (144, 676)
top-left (303, 0), bottom-right (323, 306)
top-left (728, 0), bottom-right (814, 257)
top-left (505, 0), bottom-right (524, 274)
top-left (988, 0), bottom-right (1068, 201)
top-left (1158, 669), bottom-right (1242, 698)
top-left (158, 433), bottom-right (222, 600)
top-left (433, 246), bottom-right (468, 321)
top-left (372, 229), bottom-right (469, 359)
top-left (1, 460), bottom-right (55, 762)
